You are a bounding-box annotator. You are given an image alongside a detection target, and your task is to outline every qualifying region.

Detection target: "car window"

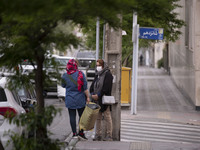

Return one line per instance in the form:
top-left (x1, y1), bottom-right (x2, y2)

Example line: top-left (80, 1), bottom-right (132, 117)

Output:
top-left (0, 88), bottom-right (7, 102)
top-left (55, 58), bottom-right (69, 66)
top-left (12, 91), bottom-right (22, 106)
top-left (21, 60), bottom-right (30, 65)
top-left (77, 52), bottom-right (95, 59)
top-left (21, 59), bottom-right (34, 65)
top-left (17, 88), bottom-right (28, 98)
top-left (78, 60), bottom-right (95, 68)
top-left (27, 88), bottom-right (36, 99)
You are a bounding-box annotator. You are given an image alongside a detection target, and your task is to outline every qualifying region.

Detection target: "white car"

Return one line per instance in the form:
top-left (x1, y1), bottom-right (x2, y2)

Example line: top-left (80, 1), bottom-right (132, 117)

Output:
top-left (74, 50), bottom-right (96, 81)
top-left (19, 59), bottom-right (36, 75)
top-left (53, 55), bottom-right (74, 100)
top-left (0, 77), bottom-right (26, 150)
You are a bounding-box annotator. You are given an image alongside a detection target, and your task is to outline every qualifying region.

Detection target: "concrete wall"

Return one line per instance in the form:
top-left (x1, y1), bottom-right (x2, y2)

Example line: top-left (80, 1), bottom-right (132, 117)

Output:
top-left (154, 42), bottom-right (165, 68)
top-left (169, 0), bottom-right (200, 109)
top-left (194, 0), bottom-right (200, 107)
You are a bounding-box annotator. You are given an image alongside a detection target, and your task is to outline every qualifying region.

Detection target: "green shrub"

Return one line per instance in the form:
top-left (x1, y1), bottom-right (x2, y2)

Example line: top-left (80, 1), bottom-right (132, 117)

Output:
top-left (6, 106), bottom-right (63, 150)
top-left (157, 58), bottom-right (164, 68)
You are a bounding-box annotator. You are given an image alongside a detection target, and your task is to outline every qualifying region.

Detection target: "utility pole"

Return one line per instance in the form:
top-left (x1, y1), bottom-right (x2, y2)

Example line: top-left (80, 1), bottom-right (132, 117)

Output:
top-left (131, 12), bottom-right (139, 115)
top-left (96, 17), bottom-right (100, 60)
top-left (104, 15), bottom-right (122, 141)
top-left (102, 23), bottom-right (106, 59)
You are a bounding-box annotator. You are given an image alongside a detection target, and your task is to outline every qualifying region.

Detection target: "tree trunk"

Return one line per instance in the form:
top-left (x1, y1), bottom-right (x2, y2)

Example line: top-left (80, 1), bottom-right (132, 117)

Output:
top-left (35, 53), bottom-right (47, 139)
top-left (35, 55), bottom-right (44, 114)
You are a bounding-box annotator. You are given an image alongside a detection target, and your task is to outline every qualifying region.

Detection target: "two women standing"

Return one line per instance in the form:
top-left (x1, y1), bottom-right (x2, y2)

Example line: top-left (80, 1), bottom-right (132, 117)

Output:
top-left (62, 59), bottom-right (113, 141)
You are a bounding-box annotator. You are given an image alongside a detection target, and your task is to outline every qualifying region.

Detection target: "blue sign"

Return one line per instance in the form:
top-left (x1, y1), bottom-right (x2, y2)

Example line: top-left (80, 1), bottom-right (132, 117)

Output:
top-left (139, 27), bottom-right (164, 40)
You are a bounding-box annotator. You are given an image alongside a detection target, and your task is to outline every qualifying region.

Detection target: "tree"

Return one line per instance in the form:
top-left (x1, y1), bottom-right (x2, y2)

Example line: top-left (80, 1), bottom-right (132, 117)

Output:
top-left (0, 0), bottom-right (135, 139)
top-left (82, 0), bottom-right (185, 66)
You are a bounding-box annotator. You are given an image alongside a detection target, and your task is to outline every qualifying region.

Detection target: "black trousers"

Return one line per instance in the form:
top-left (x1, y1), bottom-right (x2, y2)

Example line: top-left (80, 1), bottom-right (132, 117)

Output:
top-left (68, 107), bottom-right (85, 134)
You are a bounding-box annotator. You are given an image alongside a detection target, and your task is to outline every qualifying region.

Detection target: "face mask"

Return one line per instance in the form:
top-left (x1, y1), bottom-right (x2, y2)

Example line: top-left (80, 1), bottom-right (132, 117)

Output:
top-left (96, 66), bottom-right (102, 72)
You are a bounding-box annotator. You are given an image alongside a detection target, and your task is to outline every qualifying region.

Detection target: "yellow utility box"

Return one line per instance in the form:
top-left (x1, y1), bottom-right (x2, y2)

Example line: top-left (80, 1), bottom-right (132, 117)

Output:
top-left (121, 67), bottom-right (131, 104)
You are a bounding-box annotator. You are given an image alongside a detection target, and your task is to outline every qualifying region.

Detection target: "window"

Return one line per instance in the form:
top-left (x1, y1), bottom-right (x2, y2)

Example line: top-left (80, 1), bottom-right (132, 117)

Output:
top-left (17, 88), bottom-right (28, 98)
top-left (12, 91), bottom-right (22, 106)
top-left (55, 58), bottom-right (70, 66)
top-left (0, 88), bottom-right (7, 102)
top-left (21, 59), bottom-right (32, 65)
top-left (77, 52), bottom-right (95, 59)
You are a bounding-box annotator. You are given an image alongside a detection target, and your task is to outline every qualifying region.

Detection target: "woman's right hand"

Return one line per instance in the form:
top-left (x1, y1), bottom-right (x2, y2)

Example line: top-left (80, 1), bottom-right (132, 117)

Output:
top-left (92, 94), bottom-right (98, 101)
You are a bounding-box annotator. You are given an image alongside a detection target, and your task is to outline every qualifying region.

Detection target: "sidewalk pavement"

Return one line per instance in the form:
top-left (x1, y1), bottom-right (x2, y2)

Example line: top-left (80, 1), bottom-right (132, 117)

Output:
top-left (64, 108), bottom-right (200, 150)
top-left (64, 67), bottom-right (200, 150)
top-left (74, 141), bottom-right (200, 150)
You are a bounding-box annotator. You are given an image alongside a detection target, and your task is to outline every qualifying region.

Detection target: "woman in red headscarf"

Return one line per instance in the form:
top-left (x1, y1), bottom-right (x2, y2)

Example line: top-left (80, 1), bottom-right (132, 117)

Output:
top-left (62, 59), bottom-right (90, 140)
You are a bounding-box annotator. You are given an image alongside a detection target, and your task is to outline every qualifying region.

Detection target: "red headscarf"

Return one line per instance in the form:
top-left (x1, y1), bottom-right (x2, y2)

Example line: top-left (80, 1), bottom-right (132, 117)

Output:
top-left (66, 59), bottom-right (84, 92)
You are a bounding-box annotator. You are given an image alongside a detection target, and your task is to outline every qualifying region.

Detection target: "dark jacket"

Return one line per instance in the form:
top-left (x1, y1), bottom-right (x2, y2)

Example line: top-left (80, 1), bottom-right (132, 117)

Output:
top-left (90, 70), bottom-right (113, 112)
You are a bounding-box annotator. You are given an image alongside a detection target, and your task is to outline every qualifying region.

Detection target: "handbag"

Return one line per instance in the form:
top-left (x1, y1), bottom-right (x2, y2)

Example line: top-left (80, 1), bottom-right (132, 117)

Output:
top-left (102, 95), bottom-right (115, 105)
top-left (79, 102), bottom-right (101, 131)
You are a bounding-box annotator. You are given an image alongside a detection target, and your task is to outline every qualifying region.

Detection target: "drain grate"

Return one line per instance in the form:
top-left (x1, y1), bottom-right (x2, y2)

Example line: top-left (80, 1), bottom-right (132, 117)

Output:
top-left (129, 142), bottom-right (152, 150)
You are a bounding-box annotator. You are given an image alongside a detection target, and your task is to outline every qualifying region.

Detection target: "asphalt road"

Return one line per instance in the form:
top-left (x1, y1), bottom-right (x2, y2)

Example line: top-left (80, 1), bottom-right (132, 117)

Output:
top-left (45, 95), bottom-right (70, 142)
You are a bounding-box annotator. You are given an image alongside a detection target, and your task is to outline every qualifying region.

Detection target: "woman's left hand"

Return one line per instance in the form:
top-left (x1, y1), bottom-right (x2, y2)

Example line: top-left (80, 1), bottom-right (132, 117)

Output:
top-left (86, 97), bottom-right (90, 104)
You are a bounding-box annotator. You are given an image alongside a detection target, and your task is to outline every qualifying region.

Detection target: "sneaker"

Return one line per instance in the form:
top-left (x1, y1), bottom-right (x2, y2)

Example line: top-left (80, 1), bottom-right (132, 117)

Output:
top-left (93, 136), bottom-right (102, 141)
top-left (78, 132), bottom-right (87, 140)
top-left (103, 136), bottom-right (113, 141)
top-left (72, 133), bottom-right (78, 137)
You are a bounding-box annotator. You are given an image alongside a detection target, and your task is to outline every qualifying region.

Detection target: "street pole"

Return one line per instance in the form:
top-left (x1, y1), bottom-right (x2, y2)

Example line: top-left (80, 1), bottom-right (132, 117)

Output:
top-left (96, 17), bottom-right (100, 60)
top-left (104, 15), bottom-right (122, 141)
top-left (102, 23), bottom-right (106, 60)
top-left (131, 12), bottom-right (139, 115)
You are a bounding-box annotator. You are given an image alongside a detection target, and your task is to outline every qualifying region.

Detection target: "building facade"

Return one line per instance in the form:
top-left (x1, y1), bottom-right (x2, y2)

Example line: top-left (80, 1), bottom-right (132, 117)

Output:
top-left (169, 0), bottom-right (200, 110)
